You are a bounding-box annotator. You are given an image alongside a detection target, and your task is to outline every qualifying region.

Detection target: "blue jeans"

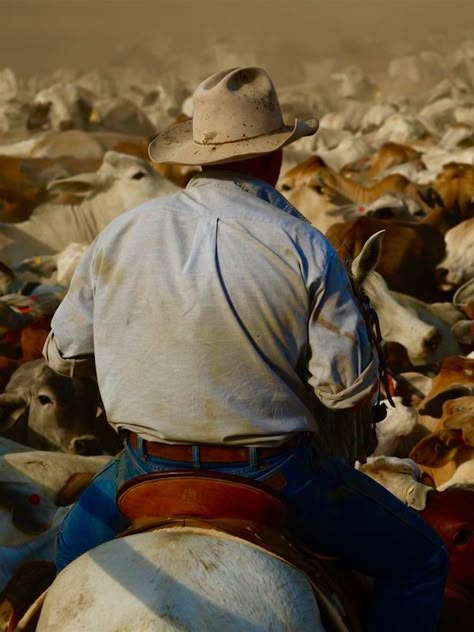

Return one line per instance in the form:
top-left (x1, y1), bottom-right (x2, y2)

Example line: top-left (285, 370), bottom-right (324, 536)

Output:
top-left (56, 436), bottom-right (448, 631)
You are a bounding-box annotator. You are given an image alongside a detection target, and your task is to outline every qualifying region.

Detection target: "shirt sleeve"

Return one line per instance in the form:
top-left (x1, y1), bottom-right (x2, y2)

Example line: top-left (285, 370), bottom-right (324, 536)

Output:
top-left (307, 250), bottom-right (379, 410)
top-left (42, 240), bottom-right (97, 377)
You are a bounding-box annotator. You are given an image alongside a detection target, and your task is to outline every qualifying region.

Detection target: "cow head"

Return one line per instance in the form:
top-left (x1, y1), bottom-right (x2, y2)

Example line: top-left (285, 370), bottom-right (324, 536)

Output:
top-left (277, 156), bottom-right (353, 225)
top-left (46, 151), bottom-right (179, 224)
top-left (351, 231), bottom-right (442, 366)
top-left (421, 489), bottom-right (474, 591)
top-left (409, 429), bottom-right (465, 466)
top-left (360, 457), bottom-right (432, 510)
top-left (434, 162), bottom-right (474, 220)
top-left (0, 359), bottom-right (102, 454)
top-left (419, 356), bottom-right (474, 417)
top-left (436, 218), bottom-right (474, 290)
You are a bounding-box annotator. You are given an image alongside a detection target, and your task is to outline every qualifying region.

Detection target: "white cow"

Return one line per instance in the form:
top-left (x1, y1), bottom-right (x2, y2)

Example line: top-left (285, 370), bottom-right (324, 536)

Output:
top-left (37, 528), bottom-right (324, 632)
top-left (0, 129), bottom-right (148, 160)
top-left (372, 397), bottom-right (418, 456)
top-left (368, 114), bottom-right (427, 148)
top-left (359, 457), bottom-right (432, 510)
top-left (437, 461), bottom-right (474, 490)
top-left (318, 136), bottom-right (371, 172)
top-left (33, 82), bottom-right (91, 131)
top-left (437, 218), bottom-right (474, 289)
top-left (389, 293), bottom-right (467, 363)
top-left (360, 104), bottom-right (398, 133)
top-left (0, 446), bottom-right (110, 590)
top-left (0, 151), bottom-right (178, 265)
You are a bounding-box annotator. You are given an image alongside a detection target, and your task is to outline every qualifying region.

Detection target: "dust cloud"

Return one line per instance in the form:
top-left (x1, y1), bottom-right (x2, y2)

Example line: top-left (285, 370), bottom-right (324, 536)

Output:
top-left (0, 0), bottom-right (473, 86)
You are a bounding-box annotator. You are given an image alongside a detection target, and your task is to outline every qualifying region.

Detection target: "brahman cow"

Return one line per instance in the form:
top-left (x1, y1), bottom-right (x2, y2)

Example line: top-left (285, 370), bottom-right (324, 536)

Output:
top-left (409, 396), bottom-right (474, 488)
top-left (0, 129), bottom-right (151, 161)
top-left (0, 151), bottom-right (178, 265)
top-left (437, 217), bottom-right (474, 290)
top-left (0, 359), bottom-right (103, 454)
top-left (0, 444), bottom-right (110, 591)
top-left (371, 397), bottom-right (418, 457)
top-left (278, 155), bottom-right (436, 233)
top-left (417, 355), bottom-right (474, 418)
top-left (341, 142), bottom-right (423, 180)
top-left (326, 215), bottom-right (447, 301)
top-left (30, 83), bottom-right (93, 131)
top-left (0, 155), bottom-right (102, 222)
top-left (360, 458), bottom-right (474, 630)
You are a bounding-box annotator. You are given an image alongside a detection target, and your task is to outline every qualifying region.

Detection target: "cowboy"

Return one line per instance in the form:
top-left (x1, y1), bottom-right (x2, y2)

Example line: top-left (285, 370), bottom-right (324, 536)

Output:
top-left (43, 67), bottom-right (447, 630)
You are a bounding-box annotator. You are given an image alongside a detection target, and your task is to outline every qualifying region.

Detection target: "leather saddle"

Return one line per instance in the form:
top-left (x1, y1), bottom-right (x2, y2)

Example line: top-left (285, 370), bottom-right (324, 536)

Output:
top-left (117, 471), bottom-right (370, 632)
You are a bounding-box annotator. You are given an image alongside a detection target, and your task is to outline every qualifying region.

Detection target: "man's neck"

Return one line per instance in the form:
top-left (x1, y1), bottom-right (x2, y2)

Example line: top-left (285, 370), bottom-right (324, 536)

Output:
top-left (201, 151), bottom-right (283, 188)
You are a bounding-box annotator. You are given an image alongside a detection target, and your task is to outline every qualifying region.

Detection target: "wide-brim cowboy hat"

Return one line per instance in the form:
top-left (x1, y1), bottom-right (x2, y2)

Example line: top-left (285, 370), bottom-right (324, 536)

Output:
top-left (148, 66), bottom-right (319, 166)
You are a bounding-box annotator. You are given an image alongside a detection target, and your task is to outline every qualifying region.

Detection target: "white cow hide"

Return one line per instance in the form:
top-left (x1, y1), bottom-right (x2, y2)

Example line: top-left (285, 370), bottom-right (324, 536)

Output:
top-left (359, 457), bottom-right (432, 510)
top-left (367, 114), bottom-right (427, 148)
top-left (0, 151), bottom-right (178, 265)
top-left (0, 507), bottom-right (68, 592)
top-left (437, 460), bottom-right (474, 490)
top-left (0, 449), bottom-right (110, 590)
top-left (372, 397), bottom-right (418, 456)
top-left (389, 293), bottom-right (465, 363)
top-left (318, 136), bottom-right (371, 172)
top-left (34, 82), bottom-right (91, 131)
top-left (438, 218), bottom-right (474, 289)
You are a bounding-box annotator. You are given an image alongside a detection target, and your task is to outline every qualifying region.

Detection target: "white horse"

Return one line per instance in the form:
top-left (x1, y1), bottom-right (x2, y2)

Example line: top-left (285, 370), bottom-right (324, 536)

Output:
top-left (36, 527), bottom-right (328, 632)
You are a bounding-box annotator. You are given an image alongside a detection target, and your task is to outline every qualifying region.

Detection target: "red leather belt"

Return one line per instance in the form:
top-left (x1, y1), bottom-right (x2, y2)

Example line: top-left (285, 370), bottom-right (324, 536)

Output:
top-left (127, 432), bottom-right (300, 463)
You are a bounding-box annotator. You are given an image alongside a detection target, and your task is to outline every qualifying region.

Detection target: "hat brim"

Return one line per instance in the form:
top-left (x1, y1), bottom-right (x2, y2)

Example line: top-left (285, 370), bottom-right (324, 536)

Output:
top-left (148, 118), bottom-right (319, 165)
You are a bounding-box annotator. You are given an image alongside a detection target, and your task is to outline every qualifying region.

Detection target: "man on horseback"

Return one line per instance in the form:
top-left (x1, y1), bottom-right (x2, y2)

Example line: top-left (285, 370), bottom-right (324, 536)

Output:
top-left (44, 67), bottom-right (447, 630)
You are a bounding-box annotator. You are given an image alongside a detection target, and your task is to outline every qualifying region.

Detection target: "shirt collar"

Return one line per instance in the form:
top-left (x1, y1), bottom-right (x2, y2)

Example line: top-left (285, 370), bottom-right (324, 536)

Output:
top-left (187, 170), bottom-right (310, 224)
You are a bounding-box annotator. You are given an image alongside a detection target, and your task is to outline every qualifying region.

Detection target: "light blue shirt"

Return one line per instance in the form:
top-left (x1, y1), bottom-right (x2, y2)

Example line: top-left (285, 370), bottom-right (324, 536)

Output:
top-left (44, 171), bottom-right (378, 446)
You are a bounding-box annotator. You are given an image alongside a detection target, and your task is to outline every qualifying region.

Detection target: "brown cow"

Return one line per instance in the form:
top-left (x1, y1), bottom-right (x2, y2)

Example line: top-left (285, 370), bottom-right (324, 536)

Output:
top-left (409, 396), bottom-right (474, 487)
top-left (111, 139), bottom-right (200, 188)
top-left (0, 156), bottom-right (102, 223)
top-left (420, 489), bottom-right (474, 632)
top-left (360, 458), bottom-right (474, 631)
top-left (326, 215), bottom-right (446, 301)
top-left (279, 154), bottom-right (434, 215)
top-left (418, 356), bottom-right (474, 418)
top-left (341, 142), bottom-right (423, 180)
top-left (434, 162), bottom-right (474, 220)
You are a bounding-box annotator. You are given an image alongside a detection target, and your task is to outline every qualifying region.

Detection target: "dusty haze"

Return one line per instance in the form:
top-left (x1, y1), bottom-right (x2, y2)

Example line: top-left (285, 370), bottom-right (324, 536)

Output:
top-left (0, 0), bottom-right (473, 86)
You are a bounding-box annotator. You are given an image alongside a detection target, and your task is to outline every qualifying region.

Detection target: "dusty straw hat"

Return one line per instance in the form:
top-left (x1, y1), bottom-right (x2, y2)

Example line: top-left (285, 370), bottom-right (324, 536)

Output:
top-left (148, 66), bottom-right (319, 165)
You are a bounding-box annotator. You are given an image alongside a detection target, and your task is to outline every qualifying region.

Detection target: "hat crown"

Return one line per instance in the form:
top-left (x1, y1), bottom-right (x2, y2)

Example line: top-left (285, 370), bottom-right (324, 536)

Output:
top-left (192, 67), bottom-right (284, 145)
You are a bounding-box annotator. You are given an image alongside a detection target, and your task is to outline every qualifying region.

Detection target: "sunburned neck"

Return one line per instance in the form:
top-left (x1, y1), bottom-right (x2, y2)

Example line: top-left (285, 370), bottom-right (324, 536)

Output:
top-left (201, 150), bottom-right (283, 188)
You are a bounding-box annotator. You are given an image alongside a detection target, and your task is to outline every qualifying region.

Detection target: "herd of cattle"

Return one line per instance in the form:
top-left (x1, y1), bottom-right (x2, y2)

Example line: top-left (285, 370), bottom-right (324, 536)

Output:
top-left (0, 41), bottom-right (473, 629)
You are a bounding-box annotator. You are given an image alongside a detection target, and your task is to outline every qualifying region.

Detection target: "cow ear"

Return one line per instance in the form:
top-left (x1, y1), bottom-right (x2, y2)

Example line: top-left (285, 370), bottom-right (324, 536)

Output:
top-left (46, 172), bottom-right (100, 196)
top-left (0, 392), bottom-right (29, 432)
top-left (351, 230), bottom-right (385, 282)
top-left (444, 412), bottom-right (474, 446)
top-left (406, 483), bottom-right (431, 510)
